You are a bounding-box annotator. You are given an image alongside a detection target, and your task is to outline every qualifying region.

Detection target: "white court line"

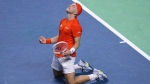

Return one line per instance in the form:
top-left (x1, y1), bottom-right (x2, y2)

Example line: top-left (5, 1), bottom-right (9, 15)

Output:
top-left (73, 0), bottom-right (150, 61)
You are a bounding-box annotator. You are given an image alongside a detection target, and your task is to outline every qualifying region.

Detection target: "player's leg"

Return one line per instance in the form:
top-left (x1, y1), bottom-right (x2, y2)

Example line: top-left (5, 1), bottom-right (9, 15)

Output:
top-left (52, 69), bottom-right (64, 77)
top-left (60, 56), bottom-right (90, 84)
top-left (59, 56), bottom-right (107, 83)
top-left (65, 72), bottom-right (90, 84)
top-left (64, 68), bottom-right (108, 84)
top-left (51, 56), bottom-right (64, 77)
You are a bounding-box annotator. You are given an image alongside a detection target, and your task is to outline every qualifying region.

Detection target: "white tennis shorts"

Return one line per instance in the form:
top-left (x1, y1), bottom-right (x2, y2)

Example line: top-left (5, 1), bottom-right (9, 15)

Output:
top-left (51, 55), bottom-right (76, 74)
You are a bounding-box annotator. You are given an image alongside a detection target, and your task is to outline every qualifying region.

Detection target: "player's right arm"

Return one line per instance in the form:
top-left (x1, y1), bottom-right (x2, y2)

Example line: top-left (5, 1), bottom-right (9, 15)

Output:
top-left (39, 35), bottom-right (58, 44)
top-left (39, 18), bottom-right (65, 44)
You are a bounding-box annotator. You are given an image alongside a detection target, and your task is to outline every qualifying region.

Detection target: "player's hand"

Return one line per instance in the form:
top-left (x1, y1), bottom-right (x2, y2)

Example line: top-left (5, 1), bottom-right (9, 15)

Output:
top-left (39, 36), bottom-right (46, 44)
top-left (63, 49), bottom-right (71, 56)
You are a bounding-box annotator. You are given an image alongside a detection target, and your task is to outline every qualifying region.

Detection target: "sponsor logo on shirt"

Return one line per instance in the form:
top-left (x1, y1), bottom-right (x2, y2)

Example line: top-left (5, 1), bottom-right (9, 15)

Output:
top-left (77, 32), bottom-right (81, 34)
top-left (65, 27), bottom-right (69, 29)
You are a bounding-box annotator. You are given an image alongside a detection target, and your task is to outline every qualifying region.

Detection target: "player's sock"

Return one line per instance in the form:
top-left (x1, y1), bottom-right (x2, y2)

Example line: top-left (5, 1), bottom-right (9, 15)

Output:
top-left (88, 74), bottom-right (98, 81)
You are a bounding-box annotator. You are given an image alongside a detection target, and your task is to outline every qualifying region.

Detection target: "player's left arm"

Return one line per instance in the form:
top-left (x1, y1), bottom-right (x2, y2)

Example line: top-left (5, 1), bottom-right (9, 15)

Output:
top-left (63, 36), bottom-right (81, 56)
top-left (72, 36), bottom-right (81, 50)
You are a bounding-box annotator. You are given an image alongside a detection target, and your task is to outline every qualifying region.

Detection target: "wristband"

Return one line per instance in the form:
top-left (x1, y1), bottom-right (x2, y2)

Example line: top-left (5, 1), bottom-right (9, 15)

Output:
top-left (69, 48), bottom-right (75, 54)
top-left (46, 38), bottom-right (52, 44)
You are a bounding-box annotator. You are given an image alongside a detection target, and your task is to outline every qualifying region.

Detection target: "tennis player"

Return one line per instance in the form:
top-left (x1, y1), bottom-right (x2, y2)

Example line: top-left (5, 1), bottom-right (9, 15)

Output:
top-left (39, 2), bottom-right (107, 84)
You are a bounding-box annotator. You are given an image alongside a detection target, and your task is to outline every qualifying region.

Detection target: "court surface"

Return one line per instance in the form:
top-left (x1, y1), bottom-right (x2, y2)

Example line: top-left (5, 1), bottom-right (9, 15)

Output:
top-left (0, 0), bottom-right (150, 84)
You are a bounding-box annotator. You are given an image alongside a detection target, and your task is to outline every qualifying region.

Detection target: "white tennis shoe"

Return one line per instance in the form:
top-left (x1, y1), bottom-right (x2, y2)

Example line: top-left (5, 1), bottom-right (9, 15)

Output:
top-left (93, 68), bottom-right (108, 81)
top-left (78, 60), bottom-right (93, 72)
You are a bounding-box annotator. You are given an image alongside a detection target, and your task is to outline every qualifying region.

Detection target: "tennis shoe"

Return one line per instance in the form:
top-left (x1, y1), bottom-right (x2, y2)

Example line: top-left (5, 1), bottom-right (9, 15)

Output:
top-left (78, 60), bottom-right (93, 72)
top-left (93, 68), bottom-right (107, 81)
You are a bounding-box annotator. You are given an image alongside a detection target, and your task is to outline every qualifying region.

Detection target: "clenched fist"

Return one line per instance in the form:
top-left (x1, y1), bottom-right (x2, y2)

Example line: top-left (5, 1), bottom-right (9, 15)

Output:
top-left (39, 36), bottom-right (46, 44)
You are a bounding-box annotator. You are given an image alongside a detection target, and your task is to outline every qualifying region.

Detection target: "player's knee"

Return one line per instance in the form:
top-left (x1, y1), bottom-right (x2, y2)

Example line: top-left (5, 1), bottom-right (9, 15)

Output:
top-left (53, 72), bottom-right (64, 78)
top-left (53, 69), bottom-right (64, 77)
top-left (54, 74), bottom-right (64, 78)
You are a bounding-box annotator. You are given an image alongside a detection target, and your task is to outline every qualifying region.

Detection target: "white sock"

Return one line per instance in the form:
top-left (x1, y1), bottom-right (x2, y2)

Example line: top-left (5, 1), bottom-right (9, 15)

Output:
top-left (88, 74), bottom-right (98, 81)
top-left (74, 64), bottom-right (82, 70)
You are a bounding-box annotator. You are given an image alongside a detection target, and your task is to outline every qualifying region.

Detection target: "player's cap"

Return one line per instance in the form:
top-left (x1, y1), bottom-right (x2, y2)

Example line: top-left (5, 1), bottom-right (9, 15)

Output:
top-left (75, 3), bottom-right (82, 16)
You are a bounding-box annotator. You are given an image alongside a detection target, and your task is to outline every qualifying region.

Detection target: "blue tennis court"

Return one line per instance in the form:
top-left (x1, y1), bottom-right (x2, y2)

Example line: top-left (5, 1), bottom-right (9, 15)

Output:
top-left (0, 0), bottom-right (150, 84)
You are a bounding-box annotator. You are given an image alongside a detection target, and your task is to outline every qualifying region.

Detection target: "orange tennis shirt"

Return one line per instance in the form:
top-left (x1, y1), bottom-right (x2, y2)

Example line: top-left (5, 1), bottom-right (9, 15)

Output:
top-left (55, 18), bottom-right (82, 57)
